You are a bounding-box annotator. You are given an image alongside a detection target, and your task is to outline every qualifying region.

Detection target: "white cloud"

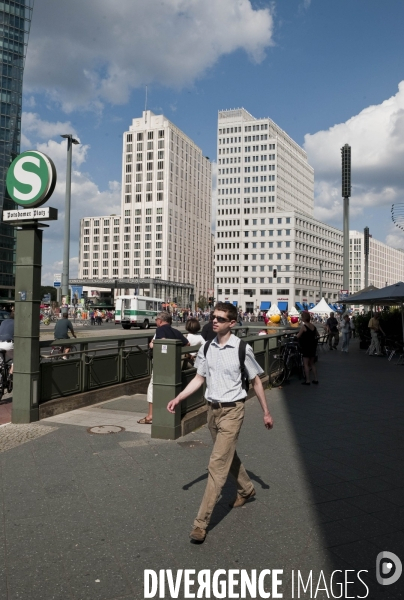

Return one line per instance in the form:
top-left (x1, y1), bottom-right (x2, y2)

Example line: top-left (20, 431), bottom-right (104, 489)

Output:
top-left (304, 81), bottom-right (404, 244)
top-left (25, 0), bottom-right (274, 112)
top-left (22, 112), bottom-right (79, 142)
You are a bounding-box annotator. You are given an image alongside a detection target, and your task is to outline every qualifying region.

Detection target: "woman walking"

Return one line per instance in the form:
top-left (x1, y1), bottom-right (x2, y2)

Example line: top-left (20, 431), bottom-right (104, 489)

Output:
top-left (296, 311), bottom-right (319, 385)
top-left (341, 314), bottom-right (351, 353)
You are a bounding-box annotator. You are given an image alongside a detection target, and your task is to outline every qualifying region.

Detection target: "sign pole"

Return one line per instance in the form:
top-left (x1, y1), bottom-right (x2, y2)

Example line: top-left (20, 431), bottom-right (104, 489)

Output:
top-left (5, 150), bottom-right (58, 423)
top-left (12, 222), bottom-right (47, 422)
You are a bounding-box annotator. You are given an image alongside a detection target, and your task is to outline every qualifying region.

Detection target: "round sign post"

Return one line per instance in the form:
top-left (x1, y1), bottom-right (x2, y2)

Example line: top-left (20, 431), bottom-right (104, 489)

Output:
top-left (4, 151), bottom-right (58, 423)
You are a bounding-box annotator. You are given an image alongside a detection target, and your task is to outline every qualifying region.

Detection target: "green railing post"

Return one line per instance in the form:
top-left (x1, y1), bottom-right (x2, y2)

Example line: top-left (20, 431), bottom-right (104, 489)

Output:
top-left (151, 338), bottom-right (183, 440)
top-left (81, 342), bottom-right (88, 393)
top-left (118, 338), bottom-right (124, 383)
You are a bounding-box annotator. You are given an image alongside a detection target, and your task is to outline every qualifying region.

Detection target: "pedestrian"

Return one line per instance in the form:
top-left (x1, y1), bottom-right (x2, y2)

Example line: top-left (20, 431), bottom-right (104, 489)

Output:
top-left (89, 309), bottom-right (95, 325)
top-left (367, 312), bottom-right (385, 356)
top-left (296, 311), bottom-right (319, 385)
top-left (340, 314), bottom-right (351, 353)
top-left (326, 311), bottom-right (339, 350)
top-left (184, 318), bottom-right (205, 364)
top-left (167, 302), bottom-right (274, 543)
top-left (201, 311), bottom-right (216, 341)
top-left (137, 312), bottom-right (189, 425)
top-left (350, 316), bottom-right (356, 338)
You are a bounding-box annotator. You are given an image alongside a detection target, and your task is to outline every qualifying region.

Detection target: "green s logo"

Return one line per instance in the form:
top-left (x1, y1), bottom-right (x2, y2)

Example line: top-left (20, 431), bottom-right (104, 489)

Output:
top-left (6, 151), bottom-right (57, 208)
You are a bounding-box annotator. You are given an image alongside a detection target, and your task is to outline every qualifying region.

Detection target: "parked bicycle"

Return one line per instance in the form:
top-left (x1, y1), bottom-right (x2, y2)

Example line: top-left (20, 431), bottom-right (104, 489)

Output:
top-left (0, 350), bottom-right (13, 400)
top-left (269, 337), bottom-right (305, 387)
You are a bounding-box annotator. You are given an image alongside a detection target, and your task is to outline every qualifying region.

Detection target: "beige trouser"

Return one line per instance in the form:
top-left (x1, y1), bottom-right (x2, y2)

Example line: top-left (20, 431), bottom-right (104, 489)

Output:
top-left (193, 401), bottom-right (254, 530)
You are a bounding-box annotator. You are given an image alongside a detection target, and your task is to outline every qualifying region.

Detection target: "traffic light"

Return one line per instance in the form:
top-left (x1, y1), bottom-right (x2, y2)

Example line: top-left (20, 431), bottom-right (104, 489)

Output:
top-left (208, 296), bottom-right (215, 307)
top-left (341, 143), bottom-right (351, 198)
top-left (273, 268), bottom-right (277, 278)
top-left (173, 297), bottom-right (177, 303)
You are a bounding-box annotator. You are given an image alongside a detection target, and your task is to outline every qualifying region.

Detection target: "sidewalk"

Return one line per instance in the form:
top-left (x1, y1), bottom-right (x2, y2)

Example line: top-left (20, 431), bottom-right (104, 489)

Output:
top-left (0, 340), bottom-right (403, 599)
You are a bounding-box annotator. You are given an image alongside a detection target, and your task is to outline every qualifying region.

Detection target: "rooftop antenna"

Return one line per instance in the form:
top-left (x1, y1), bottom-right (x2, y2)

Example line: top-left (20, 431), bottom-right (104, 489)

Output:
top-left (144, 86), bottom-right (148, 122)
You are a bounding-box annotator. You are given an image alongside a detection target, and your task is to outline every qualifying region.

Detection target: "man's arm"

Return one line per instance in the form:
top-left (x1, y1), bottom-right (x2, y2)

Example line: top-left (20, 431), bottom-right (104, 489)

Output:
top-left (167, 374), bottom-right (205, 413)
top-left (252, 375), bottom-right (274, 429)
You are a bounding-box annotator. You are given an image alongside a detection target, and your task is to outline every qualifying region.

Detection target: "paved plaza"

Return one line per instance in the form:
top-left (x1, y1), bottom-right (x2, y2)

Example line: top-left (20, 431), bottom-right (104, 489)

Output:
top-left (0, 340), bottom-right (403, 599)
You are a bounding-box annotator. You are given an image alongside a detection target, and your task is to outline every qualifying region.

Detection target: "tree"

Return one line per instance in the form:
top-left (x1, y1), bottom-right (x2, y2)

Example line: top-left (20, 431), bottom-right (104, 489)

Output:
top-left (40, 286), bottom-right (58, 301)
top-left (197, 295), bottom-right (208, 310)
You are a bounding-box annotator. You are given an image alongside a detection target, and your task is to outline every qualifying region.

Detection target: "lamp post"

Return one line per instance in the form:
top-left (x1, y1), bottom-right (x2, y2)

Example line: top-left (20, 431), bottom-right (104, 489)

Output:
top-left (60, 134), bottom-right (80, 309)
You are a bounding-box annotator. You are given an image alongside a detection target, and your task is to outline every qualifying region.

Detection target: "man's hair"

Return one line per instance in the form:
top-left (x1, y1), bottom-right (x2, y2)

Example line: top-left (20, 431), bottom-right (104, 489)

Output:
top-left (301, 311), bottom-right (311, 323)
top-left (330, 312), bottom-right (334, 317)
top-left (209, 311), bottom-right (215, 321)
top-left (214, 302), bottom-right (237, 322)
top-left (156, 311), bottom-right (172, 324)
top-left (62, 312), bottom-right (69, 319)
top-left (186, 318), bottom-right (201, 334)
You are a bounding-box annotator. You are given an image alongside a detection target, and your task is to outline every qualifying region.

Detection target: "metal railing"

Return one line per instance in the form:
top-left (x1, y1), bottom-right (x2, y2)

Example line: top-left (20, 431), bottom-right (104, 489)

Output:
top-left (39, 332), bottom-right (154, 403)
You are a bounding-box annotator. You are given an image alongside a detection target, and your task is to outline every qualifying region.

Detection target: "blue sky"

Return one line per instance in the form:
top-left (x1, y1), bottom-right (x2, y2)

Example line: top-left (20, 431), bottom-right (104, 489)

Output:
top-left (21, 0), bottom-right (404, 284)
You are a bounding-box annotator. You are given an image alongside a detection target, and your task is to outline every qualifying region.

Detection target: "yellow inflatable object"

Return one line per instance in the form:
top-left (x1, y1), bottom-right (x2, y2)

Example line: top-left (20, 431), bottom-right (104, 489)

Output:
top-left (270, 314), bottom-right (281, 323)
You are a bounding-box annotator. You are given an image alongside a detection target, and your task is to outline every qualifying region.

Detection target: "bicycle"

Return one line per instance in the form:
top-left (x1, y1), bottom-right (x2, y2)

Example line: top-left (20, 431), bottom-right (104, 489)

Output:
top-left (269, 337), bottom-right (305, 387)
top-left (50, 343), bottom-right (78, 360)
top-left (0, 350), bottom-right (13, 400)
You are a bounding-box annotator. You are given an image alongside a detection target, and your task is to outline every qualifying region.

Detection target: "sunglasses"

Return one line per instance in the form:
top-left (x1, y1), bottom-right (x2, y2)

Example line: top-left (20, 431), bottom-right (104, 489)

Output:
top-left (213, 315), bottom-right (230, 323)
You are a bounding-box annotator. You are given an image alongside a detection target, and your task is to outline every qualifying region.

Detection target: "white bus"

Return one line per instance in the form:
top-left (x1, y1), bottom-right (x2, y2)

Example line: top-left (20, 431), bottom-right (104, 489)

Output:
top-left (114, 295), bottom-right (164, 329)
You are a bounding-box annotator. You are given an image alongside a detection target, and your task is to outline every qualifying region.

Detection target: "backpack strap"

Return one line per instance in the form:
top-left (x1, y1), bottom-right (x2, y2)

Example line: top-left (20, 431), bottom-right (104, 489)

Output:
top-left (238, 339), bottom-right (249, 390)
top-left (203, 339), bottom-right (213, 358)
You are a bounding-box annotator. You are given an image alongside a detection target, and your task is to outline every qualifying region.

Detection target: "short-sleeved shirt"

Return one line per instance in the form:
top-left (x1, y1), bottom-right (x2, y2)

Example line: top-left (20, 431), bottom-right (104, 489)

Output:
top-left (326, 317), bottom-right (338, 333)
top-left (0, 318), bottom-right (14, 341)
top-left (54, 318), bottom-right (74, 340)
top-left (154, 324), bottom-right (188, 346)
top-left (368, 317), bottom-right (380, 331)
top-left (195, 333), bottom-right (263, 403)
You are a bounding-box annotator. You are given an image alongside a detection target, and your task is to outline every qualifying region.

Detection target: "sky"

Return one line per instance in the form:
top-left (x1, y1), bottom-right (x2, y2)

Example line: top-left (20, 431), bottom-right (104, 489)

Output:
top-left (20, 0), bottom-right (404, 285)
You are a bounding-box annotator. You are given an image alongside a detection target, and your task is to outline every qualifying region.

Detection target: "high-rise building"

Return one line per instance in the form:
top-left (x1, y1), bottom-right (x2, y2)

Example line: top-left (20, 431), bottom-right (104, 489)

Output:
top-left (0, 0), bottom-right (34, 300)
top-left (349, 230), bottom-right (404, 293)
top-left (78, 111), bottom-right (213, 304)
top-left (215, 108), bottom-right (343, 313)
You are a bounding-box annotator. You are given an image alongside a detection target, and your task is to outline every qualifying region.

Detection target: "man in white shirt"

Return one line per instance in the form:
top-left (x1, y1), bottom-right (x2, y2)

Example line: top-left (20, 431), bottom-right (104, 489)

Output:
top-left (167, 302), bottom-right (274, 543)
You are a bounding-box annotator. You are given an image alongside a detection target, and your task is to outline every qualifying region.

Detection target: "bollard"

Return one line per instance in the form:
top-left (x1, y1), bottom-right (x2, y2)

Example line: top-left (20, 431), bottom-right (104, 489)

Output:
top-left (151, 339), bottom-right (183, 440)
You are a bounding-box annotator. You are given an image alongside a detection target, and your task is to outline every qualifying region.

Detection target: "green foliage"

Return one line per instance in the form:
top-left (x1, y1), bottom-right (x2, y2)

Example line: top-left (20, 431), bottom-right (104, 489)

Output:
top-left (40, 286), bottom-right (57, 302)
top-left (355, 309), bottom-right (403, 342)
top-left (197, 295), bottom-right (208, 310)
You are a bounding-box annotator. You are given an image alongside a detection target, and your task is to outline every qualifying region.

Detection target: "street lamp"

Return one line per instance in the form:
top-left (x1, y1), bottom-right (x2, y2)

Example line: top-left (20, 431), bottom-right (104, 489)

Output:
top-left (60, 134), bottom-right (80, 308)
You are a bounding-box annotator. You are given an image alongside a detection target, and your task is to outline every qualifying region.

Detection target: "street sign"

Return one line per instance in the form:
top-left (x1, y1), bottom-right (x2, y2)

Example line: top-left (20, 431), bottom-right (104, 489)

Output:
top-left (339, 290), bottom-right (349, 300)
top-left (54, 273), bottom-right (61, 288)
top-left (3, 207), bottom-right (58, 221)
top-left (6, 151), bottom-right (57, 208)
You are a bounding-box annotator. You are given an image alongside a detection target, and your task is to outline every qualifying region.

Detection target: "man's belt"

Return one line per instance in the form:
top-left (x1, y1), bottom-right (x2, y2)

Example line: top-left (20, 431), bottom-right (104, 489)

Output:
top-left (209, 399), bottom-right (245, 409)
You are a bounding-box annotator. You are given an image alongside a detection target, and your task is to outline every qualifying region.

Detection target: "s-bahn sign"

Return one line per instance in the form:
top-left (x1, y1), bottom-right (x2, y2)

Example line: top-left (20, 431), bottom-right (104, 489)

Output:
top-left (6, 151), bottom-right (57, 208)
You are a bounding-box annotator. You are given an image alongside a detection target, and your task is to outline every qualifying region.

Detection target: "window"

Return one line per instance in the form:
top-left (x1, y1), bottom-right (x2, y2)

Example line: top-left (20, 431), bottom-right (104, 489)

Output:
top-left (277, 289), bottom-right (290, 295)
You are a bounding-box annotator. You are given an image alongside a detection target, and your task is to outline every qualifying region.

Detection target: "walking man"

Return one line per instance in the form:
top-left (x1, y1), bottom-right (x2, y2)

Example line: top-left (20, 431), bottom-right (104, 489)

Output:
top-left (367, 312), bottom-right (385, 356)
top-left (167, 302), bottom-right (274, 543)
top-left (326, 311), bottom-right (339, 350)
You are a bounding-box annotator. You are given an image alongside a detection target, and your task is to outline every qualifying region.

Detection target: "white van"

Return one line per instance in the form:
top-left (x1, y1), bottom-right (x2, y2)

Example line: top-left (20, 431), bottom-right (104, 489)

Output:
top-left (115, 295), bottom-right (164, 329)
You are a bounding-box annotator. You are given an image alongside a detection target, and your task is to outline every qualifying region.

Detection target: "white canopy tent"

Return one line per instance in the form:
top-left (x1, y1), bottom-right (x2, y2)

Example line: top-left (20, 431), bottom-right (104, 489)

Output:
top-left (308, 298), bottom-right (333, 315)
top-left (289, 306), bottom-right (299, 316)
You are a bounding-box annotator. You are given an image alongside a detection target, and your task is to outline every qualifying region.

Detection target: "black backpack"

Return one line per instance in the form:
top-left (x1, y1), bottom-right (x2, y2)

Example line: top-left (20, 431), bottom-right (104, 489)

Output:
top-left (203, 338), bottom-right (250, 392)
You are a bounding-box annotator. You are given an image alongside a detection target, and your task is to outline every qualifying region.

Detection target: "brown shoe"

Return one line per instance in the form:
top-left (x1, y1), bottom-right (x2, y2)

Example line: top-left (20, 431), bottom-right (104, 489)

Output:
top-left (231, 488), bottom-right (256, 508)
top-left (189, 527), bottom-right (206, 542)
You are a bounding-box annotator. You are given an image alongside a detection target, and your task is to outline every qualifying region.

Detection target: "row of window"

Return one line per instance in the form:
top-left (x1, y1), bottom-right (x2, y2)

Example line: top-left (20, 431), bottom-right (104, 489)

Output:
top-left (127, 130), bottom-right (165, 143)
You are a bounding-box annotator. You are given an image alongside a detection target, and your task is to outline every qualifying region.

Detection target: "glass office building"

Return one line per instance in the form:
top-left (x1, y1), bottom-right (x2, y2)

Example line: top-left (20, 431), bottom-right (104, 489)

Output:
top-left (0, 0), bottom-right (33, 300)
